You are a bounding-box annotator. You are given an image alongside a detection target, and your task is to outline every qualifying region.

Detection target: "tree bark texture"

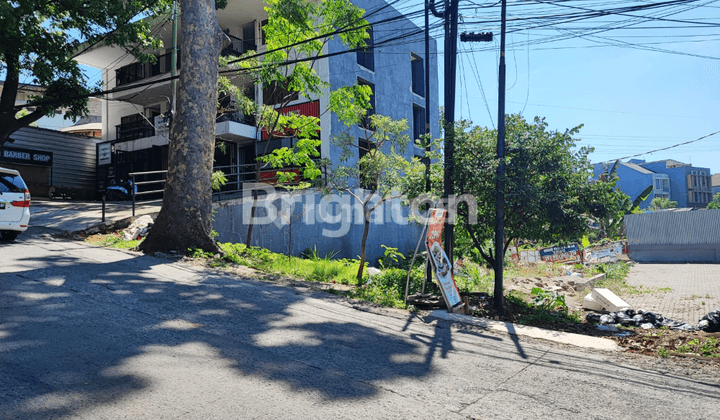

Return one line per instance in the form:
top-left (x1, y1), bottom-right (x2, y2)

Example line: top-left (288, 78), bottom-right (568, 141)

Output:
top-left (356, 205), bottom-right (371, 281)
top-left (140, 0), bottom-right (229, 254)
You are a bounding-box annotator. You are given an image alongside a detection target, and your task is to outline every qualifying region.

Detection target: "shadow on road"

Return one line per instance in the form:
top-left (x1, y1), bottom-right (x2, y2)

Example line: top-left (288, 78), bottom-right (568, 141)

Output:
top-left (1, 236), bottom-right (718, 418)
top-left (0, 240), bottom-right (473, 417)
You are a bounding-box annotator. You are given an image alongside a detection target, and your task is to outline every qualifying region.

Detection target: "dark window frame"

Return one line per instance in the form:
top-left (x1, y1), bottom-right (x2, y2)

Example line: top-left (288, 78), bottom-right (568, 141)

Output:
top-left (412, 104), bottom-right (425, 142)
top-left (357, 26), bottom-right (374, 71)
top-left (411, 53), bottom-right (424, 97)
top-left (357, 78), bottom-right (375, 129)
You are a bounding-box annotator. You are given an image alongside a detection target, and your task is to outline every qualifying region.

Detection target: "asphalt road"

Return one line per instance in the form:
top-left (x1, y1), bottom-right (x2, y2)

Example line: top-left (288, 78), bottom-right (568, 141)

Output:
top-left (1, 229), bottom-right (719, 419)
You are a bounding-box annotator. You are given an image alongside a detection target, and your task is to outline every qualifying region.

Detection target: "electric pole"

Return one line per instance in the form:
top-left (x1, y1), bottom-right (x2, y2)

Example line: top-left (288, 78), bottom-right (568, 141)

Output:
top-left (494, 0), bottom-right (508, 311)
top-left (429, 0), bottom-right (460, 266)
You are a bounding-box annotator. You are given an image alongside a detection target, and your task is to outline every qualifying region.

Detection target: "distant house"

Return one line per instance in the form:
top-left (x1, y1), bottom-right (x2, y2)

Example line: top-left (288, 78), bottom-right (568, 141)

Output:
top-left (594, 159), bottom-right (713, 208)
top-left (593, 161), bottom-right (670, 209)
top-left (59, 98), bottom-right (103, 138)
top-left (712, 174), bottom-right (720, 196)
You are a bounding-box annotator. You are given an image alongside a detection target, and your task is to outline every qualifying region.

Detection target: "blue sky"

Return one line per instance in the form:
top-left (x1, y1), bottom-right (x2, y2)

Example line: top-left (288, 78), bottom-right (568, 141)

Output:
top-left (443, 0), bottom-right (720, 173)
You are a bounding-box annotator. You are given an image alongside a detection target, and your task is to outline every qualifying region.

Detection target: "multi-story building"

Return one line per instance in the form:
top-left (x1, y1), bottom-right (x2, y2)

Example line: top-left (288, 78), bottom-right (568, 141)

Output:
top-left (74, 0), bottom-right (439, 194)
top-left (593, 159), bottom-right (713, 208)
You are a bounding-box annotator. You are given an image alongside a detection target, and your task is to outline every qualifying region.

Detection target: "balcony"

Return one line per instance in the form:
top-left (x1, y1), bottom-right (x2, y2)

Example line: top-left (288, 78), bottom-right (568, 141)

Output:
top-left (116, 119), bottom-right (155, 141)
top-left (116, 52), bottom-right (181, 88)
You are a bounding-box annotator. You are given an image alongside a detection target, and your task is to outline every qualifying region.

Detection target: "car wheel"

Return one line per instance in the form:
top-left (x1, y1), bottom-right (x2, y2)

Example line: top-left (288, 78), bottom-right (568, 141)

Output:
top-left (1, 231), bottom-right (19, 241)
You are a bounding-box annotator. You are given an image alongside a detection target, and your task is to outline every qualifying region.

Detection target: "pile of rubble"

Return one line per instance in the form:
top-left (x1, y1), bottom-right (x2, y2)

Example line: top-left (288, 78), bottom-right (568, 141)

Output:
top-left (586, 308), bottom-right (720, 333)
top-left (122, 215), bottom-right (153, 241)
top-left (583, 287), bottom-right (720, 333)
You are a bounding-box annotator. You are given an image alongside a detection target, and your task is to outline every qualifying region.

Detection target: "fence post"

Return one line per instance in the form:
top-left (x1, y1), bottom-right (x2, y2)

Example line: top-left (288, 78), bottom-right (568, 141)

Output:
top-left (102, 193), bottom-right (106, 223)
top-left (131, 174), bottom-right (136, 217)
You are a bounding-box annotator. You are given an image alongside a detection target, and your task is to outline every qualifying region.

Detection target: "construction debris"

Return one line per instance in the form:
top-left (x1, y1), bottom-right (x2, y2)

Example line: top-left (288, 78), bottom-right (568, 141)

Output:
top-left (585, 307), bottom-right (720, 332)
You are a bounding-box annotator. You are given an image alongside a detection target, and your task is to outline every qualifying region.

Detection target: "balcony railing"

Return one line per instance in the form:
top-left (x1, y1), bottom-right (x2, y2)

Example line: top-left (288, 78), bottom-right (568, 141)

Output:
top-left (115, 51), bottom-right (181, 87)
top-left (217, 111), bottom-right (256, 126)
top-left (116, 120), bottom-right (155, 141)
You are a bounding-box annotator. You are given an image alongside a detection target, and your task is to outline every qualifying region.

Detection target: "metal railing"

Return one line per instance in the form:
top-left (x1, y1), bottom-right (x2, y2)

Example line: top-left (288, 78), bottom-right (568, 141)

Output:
top-left (130, 170), bottom-right (168, 217)
top-left (100, 163), bottom-right (327, 220)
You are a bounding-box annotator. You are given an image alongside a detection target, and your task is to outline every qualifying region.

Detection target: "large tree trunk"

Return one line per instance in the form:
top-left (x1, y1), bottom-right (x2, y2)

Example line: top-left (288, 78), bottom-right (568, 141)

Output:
top-left (140, 0), bottom-right (228, 254)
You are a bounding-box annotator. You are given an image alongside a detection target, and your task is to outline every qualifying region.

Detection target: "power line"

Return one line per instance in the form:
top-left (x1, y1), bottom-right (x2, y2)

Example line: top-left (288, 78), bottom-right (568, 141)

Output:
top-left (596, 129), bottom-right (720, 162)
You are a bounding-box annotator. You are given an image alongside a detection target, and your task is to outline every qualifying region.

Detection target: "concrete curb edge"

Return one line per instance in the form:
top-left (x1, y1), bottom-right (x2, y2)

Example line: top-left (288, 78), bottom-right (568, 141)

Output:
top-left (428, 310), bottom-right (622, 352)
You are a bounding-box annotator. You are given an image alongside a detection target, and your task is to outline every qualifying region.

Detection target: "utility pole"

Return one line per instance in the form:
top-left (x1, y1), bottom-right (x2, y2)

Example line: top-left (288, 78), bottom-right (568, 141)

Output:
top-left (424, 0), bottom-right (433, 287)
top-left (429, 0), bottom-right (459, 266)
top-left (494, 0), bottom-right (508, 311)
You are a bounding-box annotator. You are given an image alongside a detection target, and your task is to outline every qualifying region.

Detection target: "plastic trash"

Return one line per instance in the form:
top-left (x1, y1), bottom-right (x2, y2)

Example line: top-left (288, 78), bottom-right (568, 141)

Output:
top-left (670, 322), bottom-right (695, 332)
top-left (586, 313), bottom-right (601, 323)
top-left (640, 323), bottom-right (654, 329)
top-left (698, 309), bottom-right (720, 333)
top-left (596, 324), bottom-right (619, 332)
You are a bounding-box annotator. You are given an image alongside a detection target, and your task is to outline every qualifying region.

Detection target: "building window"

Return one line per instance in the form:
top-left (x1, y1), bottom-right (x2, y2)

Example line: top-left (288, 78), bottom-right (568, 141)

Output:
top-left (357, 78), bottom-right (375, 129)
top-left (411, 53), bottom-right (424, 97)
top-left (413, 104), bottom-right (425, 142)
top-left (357, 26), bottom-right (374, 71)
top-left (261, 19), bottom-right (269, 45)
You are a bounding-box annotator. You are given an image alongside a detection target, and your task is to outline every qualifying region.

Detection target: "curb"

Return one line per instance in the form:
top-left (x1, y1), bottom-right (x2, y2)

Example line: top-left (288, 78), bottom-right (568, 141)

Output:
top-left (428, 310), bottom-right (621, 352)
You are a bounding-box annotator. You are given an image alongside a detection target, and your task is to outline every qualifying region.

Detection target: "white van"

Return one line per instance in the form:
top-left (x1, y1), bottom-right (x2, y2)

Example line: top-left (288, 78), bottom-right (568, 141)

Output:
top-left (0, 167), bottom-right (31, 241)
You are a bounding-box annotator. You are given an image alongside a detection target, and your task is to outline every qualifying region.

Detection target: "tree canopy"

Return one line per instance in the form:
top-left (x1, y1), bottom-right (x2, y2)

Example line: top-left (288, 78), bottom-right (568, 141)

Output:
top-left (0, 0), bottom-right (172, 145)
top-left (448, 114), bottom-right (626, 266)
top-left (707, 193), bottom-right (720, 210)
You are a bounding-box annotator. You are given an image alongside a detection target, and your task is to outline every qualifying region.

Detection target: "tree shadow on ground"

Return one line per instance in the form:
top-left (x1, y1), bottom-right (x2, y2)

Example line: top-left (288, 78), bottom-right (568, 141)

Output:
top-left (2, 237), bottom-right (719, 419)
top-left (0, 240), bottom-right (485, 418)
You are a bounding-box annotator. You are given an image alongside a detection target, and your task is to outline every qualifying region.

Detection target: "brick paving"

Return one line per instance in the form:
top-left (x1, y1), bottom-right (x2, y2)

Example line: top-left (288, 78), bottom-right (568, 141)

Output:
top-left (622, 263), bottom-right (720, 324)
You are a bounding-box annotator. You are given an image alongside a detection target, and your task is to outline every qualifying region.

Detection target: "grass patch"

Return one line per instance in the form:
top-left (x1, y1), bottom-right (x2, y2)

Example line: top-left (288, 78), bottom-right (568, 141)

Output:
top-left (455, 260), bottom-right (493, 294)
top-left (218, 242), bottom-right (361, 285)
top-left (674, 337), bottom-right (720, 357)
top-left (504, 289), bottom-right (583, 327)
top-left (85, 232), bottom-right (143, 249)
top-left (589, 262), bottom-right (666, 295)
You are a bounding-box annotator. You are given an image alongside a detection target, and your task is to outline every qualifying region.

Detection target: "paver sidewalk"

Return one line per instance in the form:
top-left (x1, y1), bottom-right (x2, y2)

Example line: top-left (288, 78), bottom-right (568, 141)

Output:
top-left (30, 198), bottom-right (161, 233)
top-left (622, 263), bottom-right (720, 324)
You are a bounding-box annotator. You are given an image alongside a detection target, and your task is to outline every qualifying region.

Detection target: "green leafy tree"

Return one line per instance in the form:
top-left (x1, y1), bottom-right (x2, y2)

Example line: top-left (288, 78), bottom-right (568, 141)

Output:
top-left (449, 114), bottom-right (625, 267)
top-left (650, 196), bottom-right (678, 210)
top-left (221, 0), bottom-right (371, 245)
top-left (325, 114), bottom-right (422, 281)
top-left (707, 193), bottom-right (720, 210)
top-left (0, 0), bottom-right (172, 145)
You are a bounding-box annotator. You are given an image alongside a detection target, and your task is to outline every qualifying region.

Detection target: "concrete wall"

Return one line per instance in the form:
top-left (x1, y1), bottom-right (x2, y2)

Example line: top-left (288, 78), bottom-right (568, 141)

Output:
top-left (625, 210), bottom-right (720, 262)
top-left (212, 188), bottom-right (426, 265)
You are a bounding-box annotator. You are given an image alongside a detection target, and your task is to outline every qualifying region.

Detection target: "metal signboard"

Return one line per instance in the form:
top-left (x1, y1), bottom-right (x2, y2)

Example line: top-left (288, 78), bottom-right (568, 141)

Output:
top-left (539, 243), bottom-right (582, 263)
top-left (426, 209), bottom-right (462, 310)
top-left (0, 146), bottom-right (53, 167)
top-left (98, 143), bottom-right (112, 165)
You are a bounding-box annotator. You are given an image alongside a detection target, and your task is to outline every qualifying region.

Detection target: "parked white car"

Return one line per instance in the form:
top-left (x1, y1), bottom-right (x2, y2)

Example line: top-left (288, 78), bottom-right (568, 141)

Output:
top-left (0, 167), bottom-right (31, 241)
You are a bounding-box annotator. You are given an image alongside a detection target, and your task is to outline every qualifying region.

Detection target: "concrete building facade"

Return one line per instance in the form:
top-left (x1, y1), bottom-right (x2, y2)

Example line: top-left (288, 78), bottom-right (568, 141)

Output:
top-left (73, 0), bottom-right (439, 261)
top-left (74, 1), bottom-right (439, 193)
top-left (594, 159), bottom-right (713, 209)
